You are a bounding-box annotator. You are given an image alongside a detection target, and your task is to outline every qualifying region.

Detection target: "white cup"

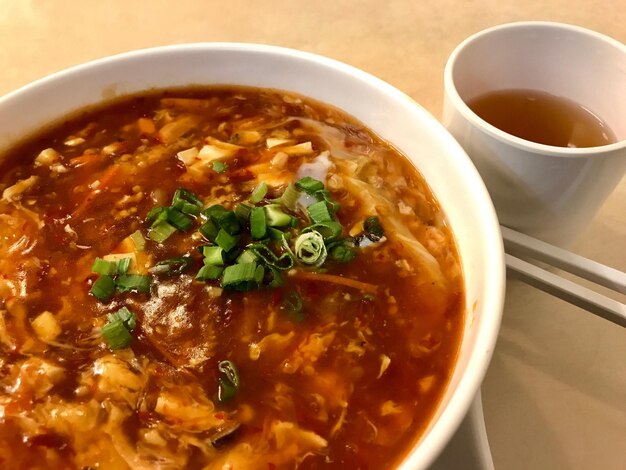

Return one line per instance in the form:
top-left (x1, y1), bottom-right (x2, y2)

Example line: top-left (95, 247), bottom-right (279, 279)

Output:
top-left (443, 21), bottom-right (626, 246)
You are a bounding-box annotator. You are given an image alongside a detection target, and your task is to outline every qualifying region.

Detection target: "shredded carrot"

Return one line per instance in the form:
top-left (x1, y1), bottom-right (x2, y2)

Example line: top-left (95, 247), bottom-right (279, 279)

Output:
top-left (69, 154), bottom-right (103, 167)
top-left (289, 270), bottom-right (378, 294)
top-left (71, 164), bottom-right (119, 218)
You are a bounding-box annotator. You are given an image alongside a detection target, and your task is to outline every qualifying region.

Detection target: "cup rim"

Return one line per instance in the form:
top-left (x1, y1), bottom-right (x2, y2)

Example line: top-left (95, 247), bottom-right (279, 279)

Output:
top-left (444, 21), bottom-right (626, 158)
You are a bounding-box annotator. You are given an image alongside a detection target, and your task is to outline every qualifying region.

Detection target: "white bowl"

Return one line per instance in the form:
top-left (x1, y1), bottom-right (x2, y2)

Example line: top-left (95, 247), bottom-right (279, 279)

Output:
top-left (0, 44), bottom-right (505, 469)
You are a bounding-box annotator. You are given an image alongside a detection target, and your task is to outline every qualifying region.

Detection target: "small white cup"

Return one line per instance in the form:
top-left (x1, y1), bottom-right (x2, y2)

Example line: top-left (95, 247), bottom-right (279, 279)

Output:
top-left (443, 21), bottom-right (626, 246)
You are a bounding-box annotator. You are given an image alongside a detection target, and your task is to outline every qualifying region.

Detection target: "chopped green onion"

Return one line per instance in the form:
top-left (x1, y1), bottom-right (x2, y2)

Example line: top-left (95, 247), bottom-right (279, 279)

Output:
top-left (223, 247), bottom-right (242, 264)
top-left (115, 274), bottom-right (151, 294)
top-left (296, 176), bottom-right (324, 194)
top-left (203, 205), bottom-right (241, 235)
top-left (146, 206), bottom-right (167, 225)
top-left (221, 262), bottom-right (264, 291)
top-left (166, 208), bottom-right (193, 231)
top-left (90, 275), bottom-right (116, 302)
top-left (234, 203), bottom-right (252, 222)
top-left (307, 200), bottom-right (333, 223)
top-left (236, 249), bottom-right (258, 264)
top-left (215, 229), bottom-right (239, 252)
top-left (91, 258), bottom-right (120, 276)
top-left (202, 246), bottom-right (225, 266)
top-left (217, 360), bottom-right (240, 402)
top-left (280, 290), bottom-right (305, 322)
top-left (364, 216), bottom-right (384, 241)
top-left (129, 230), bottom-right (146, 251)
top-left (273, 183), bottom-right (299, 210)
top-left (116, 257), bottom-right (131, 275)
top-left (196, 264), bottom-right (224, 281)
top-left (294, 231), bottom-right (327, 267)
top-left (268, 227), bottom-right (290, 242)
top-left (172, 188), bottom-right (203, 216)
top-left (303, 221), bottom-right (342, 241)
top-left (266, 265), bottom-right (284, 287)
top-left (329, 242), bottom-right (357, 263)
top-left (149, 256), bottom-right (192, 275)
top-left (212, 161), bottom-right (228, 173)
top-left (249, 182), bottom-right (268, 204)
top-left (218, 378), bottom-right (237, 402)
top-left (149, 221), bottom-right (177, 243)
top-left (199, 219), bottom-right (219, 241)
top-left (248, 243), bottom-right (294, 270)
top-left (106, 306), bottom-right (136, 330)
top-left (315, 189), bottom-right (340, 213)
top-left (202, 204), bottom-right (230, 220)
top-left (218, 360), bottom-right (240, 388)
top-left (265, 204), bottom-right (292, 227)
top-left (250, 206), bottom-right (267, 239)
top-left (101, 319), bottom-right (133, 350)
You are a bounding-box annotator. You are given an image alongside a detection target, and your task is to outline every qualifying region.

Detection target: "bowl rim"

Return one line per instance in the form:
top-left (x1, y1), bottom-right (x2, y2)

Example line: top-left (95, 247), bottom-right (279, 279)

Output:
top-left (0, 42), bottom-right (506, 468)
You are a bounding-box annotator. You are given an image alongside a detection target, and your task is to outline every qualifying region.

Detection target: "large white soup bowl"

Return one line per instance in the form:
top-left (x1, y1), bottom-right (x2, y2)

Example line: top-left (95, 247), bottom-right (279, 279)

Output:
top-left (0, 44), bottom-right (505, 469)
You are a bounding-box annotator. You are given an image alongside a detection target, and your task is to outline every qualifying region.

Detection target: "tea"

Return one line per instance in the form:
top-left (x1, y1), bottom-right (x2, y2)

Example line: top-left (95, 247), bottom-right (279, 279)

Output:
top-left (467, 89), bottom-right (617, 148)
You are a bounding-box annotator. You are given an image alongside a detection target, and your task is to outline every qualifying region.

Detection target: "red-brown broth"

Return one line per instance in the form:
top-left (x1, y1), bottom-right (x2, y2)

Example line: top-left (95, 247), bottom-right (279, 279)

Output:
top-left (0, 87), bottom-right (464, 469)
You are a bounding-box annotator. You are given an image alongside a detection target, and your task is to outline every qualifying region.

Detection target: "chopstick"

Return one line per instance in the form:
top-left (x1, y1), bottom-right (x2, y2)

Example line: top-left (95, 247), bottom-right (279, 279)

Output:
top-left (501, 226), bottom-right (626, 328)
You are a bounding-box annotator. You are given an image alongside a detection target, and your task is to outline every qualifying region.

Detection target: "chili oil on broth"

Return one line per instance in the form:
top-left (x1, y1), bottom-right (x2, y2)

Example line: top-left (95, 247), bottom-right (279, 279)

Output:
top-left (0, 86), bottom-right (464, 469)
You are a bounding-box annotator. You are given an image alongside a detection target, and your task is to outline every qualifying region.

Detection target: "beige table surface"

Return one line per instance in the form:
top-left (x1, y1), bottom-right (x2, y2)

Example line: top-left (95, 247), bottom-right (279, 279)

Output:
top-left (1, 1), bottom-right (624, 469)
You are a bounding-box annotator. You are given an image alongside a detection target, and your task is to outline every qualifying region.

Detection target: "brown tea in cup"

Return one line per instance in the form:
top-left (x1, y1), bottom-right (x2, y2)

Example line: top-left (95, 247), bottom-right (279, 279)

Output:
top-left (467, 89), bottom-right (616, 148)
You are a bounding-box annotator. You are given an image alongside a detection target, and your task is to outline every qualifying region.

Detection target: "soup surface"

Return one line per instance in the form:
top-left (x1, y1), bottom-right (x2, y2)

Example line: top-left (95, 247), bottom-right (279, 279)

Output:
top-left (0, 87), bottom-right (463, 469)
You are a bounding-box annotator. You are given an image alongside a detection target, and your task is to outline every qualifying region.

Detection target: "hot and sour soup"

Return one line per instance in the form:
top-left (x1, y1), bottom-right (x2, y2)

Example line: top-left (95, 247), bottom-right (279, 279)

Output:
top-left (0, 87), bottom-right (464, 469)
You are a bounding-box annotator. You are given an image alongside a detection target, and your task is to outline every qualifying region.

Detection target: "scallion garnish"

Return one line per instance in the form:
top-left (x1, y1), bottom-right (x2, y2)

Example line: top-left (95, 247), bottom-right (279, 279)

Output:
top-left (101, 319), bottom-right (133, 350)
top-left (302, 220), bottom-right (342, 241)
top-left (90, 275), bottom-right (116, 302)
top-left (115, 274), bottom-right (152, 294)
top-left (234, 203), bottom-right (252, 222)
top-left (129, 230), bottom-right (146, 251)
top-left (236, 249), bottom-right (258, 264)
top-left (217, 360), bottom-right (240, 402)
top-left (221, 262), bottom-right (264, 291)
top-left (294, 231), bottom-right (327, 267)
top-left (307, 200), bottom-right (333, 223)
top-left (92, 258), bottom-right (121, 276)
top-left (196, 264), bottom-right (224, 281)
top-left (280, 290), bottom-right (305, 322)
top-left (268, 227), bottom-right (290, 242)
top-left (314, 189), bottom-right (340, 213)
top-left (328, 240), bottom-right (357, 263)
top-left (295, 176), bottom-right (324, 194)
top-left (212, 161), bottom-right (228, 173)
top-left (199, 219), bottom-right (219, 242)
top-left (249, 182), bottom-right (268, 204)
top-left (202, 205), bottom-right (241, 235)
top-left (101, 307), bottom-right (136, 350)
top-left (172, 188), bottom-right (203, 216)
top-left (264, 204), bottom-right (292, 227)
top-left (273, 183), bottom-right (299, 210)
top-left (250, 206), bottom-right (267, 240)
top-left (106, 306), bottom-right (137, 330)
top-left (248, 243), bottom-right (294, 270)
top-left (166, 208), bottom-right (194, 231)
top-left (364, 216), bottom-right (385, 241)
top-left (148, 221), bottom-right (178, 243)
top-left (215, 229), bottom-right (239, 252)
top-left (146, 206), bottom-right (167, 225)
top-left (266, 265), bottom-right (284, 287)
top-left (149, 256), bottom-right (192, 275)
top-left (202, 246), bottom-right (225, 266)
